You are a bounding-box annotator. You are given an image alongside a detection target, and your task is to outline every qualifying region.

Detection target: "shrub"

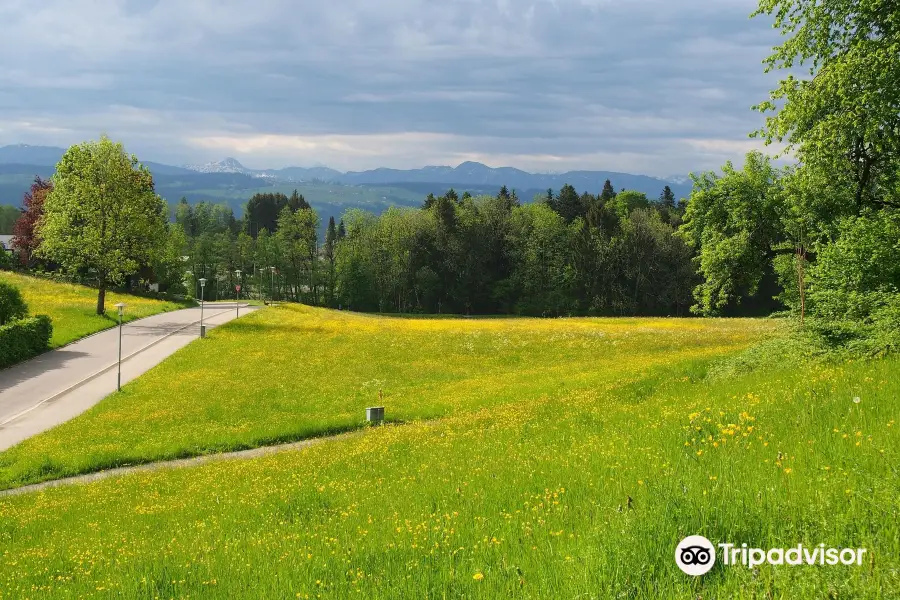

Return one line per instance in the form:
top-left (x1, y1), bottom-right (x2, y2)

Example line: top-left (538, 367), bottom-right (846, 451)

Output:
top-left (0, 281), bottom-right (28, 325)
top-left (0, 315), bottom-right (53, 369)
top-left (0, 250), bottom-right (14, 271)
top-left (806, 210), bottom-right (900, 355)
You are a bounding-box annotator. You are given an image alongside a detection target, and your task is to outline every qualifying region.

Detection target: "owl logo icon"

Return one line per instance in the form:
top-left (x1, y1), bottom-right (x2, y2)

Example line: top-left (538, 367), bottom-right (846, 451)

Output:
top-left (675, 535), bottom-right (716, 576)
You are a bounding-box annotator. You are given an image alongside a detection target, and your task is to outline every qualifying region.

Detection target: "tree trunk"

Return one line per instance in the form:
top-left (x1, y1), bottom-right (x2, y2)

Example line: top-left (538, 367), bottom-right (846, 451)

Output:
top-left (96, 284), bottom-right (106, 315)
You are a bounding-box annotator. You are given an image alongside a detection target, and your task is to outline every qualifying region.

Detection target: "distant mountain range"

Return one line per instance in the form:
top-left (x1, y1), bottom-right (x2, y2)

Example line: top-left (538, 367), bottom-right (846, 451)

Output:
top-left (0, 144), bottom-right (693, 200)
top-left (183, 156), bottom-right (689, 198)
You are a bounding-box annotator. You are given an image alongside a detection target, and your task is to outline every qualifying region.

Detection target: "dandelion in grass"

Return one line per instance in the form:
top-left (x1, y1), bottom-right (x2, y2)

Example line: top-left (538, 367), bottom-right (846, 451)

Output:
top-left (853, 396), bottom-right (861, 404)
top-left (473, 572), bottom-right (484, 581)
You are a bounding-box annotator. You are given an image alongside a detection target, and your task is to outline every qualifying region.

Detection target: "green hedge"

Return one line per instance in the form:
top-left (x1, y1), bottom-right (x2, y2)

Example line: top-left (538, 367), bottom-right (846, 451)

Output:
top-left (0, 315), bottom-right (53, 369)
top-left (0, 280), bottom-right (28, 326)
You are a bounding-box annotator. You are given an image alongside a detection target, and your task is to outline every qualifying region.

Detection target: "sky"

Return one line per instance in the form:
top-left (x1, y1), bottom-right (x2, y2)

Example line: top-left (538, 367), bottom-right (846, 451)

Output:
top-left (0, 0), bottom-right (787, 176)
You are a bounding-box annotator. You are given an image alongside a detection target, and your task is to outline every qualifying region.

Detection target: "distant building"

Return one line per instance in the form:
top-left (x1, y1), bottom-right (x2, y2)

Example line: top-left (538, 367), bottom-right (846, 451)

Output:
top-left (0, 235), bottom-right (13, 254)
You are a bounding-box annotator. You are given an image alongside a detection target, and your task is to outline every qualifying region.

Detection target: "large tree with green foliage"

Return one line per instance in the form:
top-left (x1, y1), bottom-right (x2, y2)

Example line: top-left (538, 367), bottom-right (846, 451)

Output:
top-left (749, 0), bottom-right (900, 339)
top-left (276, 206), bottom-right (319, 304)
top-left (753, 0), bottom-right (900, 214)
top-left (36, 137), bottom-right (168, 314)
top-left (679, 152), bottom-right (786, 315)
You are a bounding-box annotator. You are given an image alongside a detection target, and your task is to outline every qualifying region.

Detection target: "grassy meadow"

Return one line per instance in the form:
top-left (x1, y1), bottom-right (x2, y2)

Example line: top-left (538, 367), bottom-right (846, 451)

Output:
top-left (0, 310), bottom-right (896, 597)
top-left (0, 305), bottom-right (774, 489)
top-left (0, 272), bottom-right (191, 347)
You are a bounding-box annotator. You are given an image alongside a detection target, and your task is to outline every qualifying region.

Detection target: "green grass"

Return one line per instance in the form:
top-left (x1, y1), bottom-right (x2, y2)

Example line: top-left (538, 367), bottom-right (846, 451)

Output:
top-left (0, 306), bottom-right (773, 489)
top-left (0, 271), bottom-right (192, 347)
top-left (0, 317), bottom-right (896, 598)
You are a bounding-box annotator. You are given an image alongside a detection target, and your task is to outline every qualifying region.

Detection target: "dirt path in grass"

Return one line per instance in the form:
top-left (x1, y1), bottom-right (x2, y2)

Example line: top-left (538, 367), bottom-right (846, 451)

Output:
top-left (0, 431), bottom-right (361, 498)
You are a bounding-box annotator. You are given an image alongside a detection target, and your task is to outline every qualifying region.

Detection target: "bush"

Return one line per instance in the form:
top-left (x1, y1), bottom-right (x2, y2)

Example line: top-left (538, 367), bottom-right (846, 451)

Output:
top-left (806, 210), bottom-right (900, 354)
top-left (808, 211), bottom-right (900, 320)
top-left (0, 250), bottom-right (14, 271)
top-left (0, 281), bottom-right (28, 325)
top-left (0, 315), bottom-right (53, 369)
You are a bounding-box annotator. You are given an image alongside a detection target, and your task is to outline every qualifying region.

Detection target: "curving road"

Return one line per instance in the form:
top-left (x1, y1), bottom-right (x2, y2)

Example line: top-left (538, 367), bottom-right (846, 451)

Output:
top-left (0, 303), bottom-right (258, 451)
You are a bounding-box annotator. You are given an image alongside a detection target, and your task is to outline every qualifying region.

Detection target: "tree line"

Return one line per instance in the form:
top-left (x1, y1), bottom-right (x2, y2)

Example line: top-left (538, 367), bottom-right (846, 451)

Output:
top-left (680, 0), bottom-right (900, 353)
top-left (148, 180), bottom-right (698, 318)
top-left (333, 184), bottom-right (694, 315)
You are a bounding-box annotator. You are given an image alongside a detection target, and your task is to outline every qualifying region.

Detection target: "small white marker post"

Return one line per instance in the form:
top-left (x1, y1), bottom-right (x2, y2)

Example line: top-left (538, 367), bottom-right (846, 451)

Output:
top-left (367, 389), bottom-right (385, 425)
top-left (366, 406), bottom-right (384, 425)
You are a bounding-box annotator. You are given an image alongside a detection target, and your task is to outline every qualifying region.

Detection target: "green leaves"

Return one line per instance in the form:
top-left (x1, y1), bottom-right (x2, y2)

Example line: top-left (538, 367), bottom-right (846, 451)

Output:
top-left (0, 281), bottom-right (28, 326)
top-left (35, 137), bottom-right (167, 311)
top-left (679, 152), bottom-right (785, 315)
top-left (753, 0), bottom-right (900, 213)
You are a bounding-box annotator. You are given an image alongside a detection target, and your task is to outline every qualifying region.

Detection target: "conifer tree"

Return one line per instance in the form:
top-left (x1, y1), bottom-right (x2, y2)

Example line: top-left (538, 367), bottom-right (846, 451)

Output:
top-left (599, 179), bottom-right (616, 203)
top-left (660, 185), bottom-right (676, 208)
top-left (555, 183), bottom-right (583, 223)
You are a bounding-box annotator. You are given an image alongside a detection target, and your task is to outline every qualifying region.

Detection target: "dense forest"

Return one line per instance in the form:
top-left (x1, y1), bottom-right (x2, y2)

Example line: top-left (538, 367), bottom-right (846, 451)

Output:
top-left (154, 181), bottom-right (699, 317)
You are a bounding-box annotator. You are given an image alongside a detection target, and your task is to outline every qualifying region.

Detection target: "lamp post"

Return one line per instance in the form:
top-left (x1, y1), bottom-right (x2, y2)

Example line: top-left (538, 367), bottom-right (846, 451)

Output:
top-left (269, 266), bottom-right (276, 304)
top-left (115, 303), bottom-right (126, 392)
top-left (258, 267), bottom-right (265, 302)
top-left (199, 277), bottom-right (207, 338)
top-left (235, 269), bottom-right (242, 318)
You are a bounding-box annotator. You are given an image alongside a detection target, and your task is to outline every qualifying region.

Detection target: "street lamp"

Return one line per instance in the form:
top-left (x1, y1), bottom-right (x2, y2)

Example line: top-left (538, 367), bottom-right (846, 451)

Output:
top-left (199, 277), bottom-right (207, 338)
top-left (115, 303), bottom-right (126, 392)
top-left (258, 267), bottom-right (266, 302)
top-left (269, 266), bottom-right (276, 304)
top-left (235, 269), bottom-right (242, 317)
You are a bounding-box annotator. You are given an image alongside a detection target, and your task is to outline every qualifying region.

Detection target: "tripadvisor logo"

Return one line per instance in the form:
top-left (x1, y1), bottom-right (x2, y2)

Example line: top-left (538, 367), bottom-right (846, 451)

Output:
top-left (675, 536), bottom-right (868, 576)
top-left (675, 535), bottom-right (716, 576)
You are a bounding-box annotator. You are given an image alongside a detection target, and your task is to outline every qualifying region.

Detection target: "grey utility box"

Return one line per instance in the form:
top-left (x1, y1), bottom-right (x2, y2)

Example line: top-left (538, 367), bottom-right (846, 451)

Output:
top-left (366, 406), bottom-right (385, 424)
top-left (200, 325), bottom-right (207, 338)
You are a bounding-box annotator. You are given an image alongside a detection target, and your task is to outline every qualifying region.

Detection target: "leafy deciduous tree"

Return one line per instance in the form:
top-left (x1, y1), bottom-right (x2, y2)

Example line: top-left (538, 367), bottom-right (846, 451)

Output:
top-left (12, 177), bottom-right (52, 266)
top-left (36, 138), bottom-right (168, 314)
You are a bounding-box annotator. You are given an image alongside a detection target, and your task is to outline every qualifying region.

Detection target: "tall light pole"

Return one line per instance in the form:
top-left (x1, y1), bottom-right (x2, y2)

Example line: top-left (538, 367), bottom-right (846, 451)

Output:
top-left (270, 266), bottom-right (276, 304)
top-left (258, 267), bottom-right (265, 302)
top-left (199, 277), bottom-right (207, 338)
top-left (235, 269), bottom-right (242, 318)
top-left (115, 303), bottom-right (126, 392)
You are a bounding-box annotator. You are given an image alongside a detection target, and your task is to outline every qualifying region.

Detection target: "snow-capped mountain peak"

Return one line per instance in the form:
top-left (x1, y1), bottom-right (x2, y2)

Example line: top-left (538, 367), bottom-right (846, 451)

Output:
top-left (665, 174), bottom-right (692, 185)
top-left (185, 157), bottom-right (250, 174)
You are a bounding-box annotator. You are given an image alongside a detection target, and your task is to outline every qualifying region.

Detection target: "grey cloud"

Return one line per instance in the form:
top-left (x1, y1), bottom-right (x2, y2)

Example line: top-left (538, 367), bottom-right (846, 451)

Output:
top-left (0, 0), bottom-right (785, 175)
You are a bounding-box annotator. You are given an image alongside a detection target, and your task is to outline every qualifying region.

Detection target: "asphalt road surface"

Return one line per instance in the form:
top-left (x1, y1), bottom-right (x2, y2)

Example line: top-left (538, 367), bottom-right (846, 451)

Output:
top-left (0, 303), bottom-right (258, 451)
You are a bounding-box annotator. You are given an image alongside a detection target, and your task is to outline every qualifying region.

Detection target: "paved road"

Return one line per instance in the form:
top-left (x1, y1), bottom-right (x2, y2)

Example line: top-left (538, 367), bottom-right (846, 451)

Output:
top-left (0, 303), bottom-right (258, 451)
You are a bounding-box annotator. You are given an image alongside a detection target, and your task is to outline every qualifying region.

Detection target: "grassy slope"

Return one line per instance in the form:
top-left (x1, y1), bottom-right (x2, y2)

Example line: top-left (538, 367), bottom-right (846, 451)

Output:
top-left (0, 272), bottom-right (190, 348)
top-left (0, 330), bottom-right (896, 597)
top-left (0, 305), bottom-right (772, 489)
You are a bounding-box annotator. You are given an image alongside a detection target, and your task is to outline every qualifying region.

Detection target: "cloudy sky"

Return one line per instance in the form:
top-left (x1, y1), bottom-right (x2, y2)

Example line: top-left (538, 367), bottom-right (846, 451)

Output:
top-left (0, 0), bottom-right (785, 176)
